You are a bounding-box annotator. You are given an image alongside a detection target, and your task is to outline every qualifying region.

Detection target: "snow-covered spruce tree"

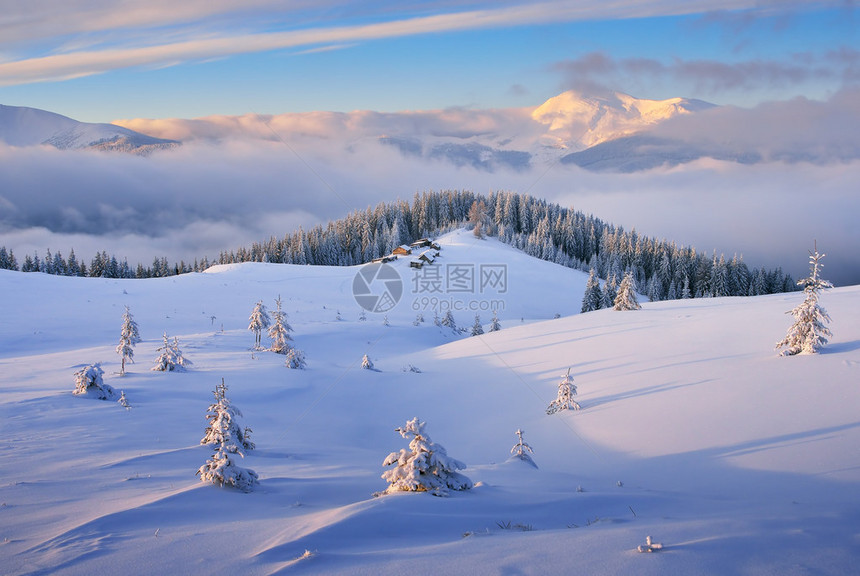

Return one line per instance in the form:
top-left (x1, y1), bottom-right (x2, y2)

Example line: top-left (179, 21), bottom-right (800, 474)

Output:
top-left (468, 199), bottom-right (488, 238)
top-left (440, 310), bottom-right (457, 332)
top-left (248, 300), bottom-right (271, 350)
top-left (681, 275), bottom-right (692, 299)
top-left (581, 268), bottom-right (603, 313)
top-left (711, 254), bottom-right (729, 298)
top-left (488, 309), bottom-right (501, 332)
top-left (361, 354), bottom-right (375, 370)
top-left (775, 245), bottom-right (833, 356)
top-left (268, 295), bottom-right (293, 354)
top-left (470, 313), bottom-right (484, 336)
top-left (509, 428), bottom-right (537, 468)
top-left (546, 367), bottom-right (581, 414)
top-left (613, 271), bottom-right (641, 311)
top-left (201, 379), bottom-right (255, 452)
top-left (666, 279), bottom-right (678, 301)
top-left (115, 305), bottom-right (141, 375)
top-left (380, 417), bottom-right (472, 496)
top-left (170, 337), bottom-right (191, 370)
top-left (197, 443), bottom-right (259, 492)
top-left (285, 347), bottom-right (307, 369)
top-left (151, 333), bottom-right (191, 372)
top-left (0, 246), bottom-right (18, 271)
top-left (646, 274), bottom-right (662, 302)
top-left (73, 363), bottom-right (117, 400)
top-left (601, 274), bottom-right (618, 309)
top-left (151, 333), bottom-right (173, 372)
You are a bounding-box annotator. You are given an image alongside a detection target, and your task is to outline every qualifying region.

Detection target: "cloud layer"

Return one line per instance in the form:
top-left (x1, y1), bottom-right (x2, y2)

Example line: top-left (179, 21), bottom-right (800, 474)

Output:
top-left (2, 129), bottom-right (859, 286)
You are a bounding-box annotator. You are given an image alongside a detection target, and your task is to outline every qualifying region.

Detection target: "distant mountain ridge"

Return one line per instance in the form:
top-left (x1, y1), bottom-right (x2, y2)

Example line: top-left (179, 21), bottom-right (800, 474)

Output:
top-left (0, 104), bottom-right (179, 154)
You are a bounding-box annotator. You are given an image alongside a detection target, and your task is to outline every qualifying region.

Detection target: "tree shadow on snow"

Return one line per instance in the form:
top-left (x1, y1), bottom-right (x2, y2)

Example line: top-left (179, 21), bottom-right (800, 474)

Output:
top-left (821, 339), bottom-right (860, 354)
top-left (585, 379), bottom-right (714, 410)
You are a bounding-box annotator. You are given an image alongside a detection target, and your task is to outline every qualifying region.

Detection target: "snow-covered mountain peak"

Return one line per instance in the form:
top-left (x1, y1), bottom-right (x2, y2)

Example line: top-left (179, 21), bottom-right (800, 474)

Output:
top-left (0, 104), bottom-right (179, 154)
top-left (531, 90), bottom-right (714, 150)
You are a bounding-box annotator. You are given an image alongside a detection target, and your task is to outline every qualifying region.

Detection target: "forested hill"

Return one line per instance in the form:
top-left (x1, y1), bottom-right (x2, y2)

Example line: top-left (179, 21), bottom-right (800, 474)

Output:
top-left (221, 190), bottom-right (794, 300)
top-left (0, 190), bottom-right (793, 299)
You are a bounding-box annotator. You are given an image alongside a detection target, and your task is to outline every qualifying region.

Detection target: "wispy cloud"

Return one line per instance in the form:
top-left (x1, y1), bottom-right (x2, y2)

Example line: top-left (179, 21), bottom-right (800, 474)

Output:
top-left (0, 0), bottom-right (818, 86)
top-left (553, 48), bottom-right (859, 98)
top-left (0, 0), bottom-right (287, 45)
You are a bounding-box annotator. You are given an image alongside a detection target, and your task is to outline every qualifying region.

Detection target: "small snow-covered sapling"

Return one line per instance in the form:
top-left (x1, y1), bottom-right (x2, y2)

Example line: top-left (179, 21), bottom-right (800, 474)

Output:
top-left (637, 535), bottom-right (663, 553)
top-left (73, 363), bottom-right (116, 400)
top-left (285, 347), bottom-right (307, 369)
top-left (546, 367), bottom-right (581, 414)
top-left (775, 243), bottom-right (833, 356)
top-left (361, 354), bottom-right (375, 370)
top-left (198, 379), bottom-right (258, 492)
top-left (510, 428), bottom-right (537, 468)
top-left (116, 305), bottom-right (141, 376)
top-left (248, 300), bottom-right (271, 349)
top-left (268, 295), bottom-right (293, 354)
top-left (151, 333), bottom-right (191, 372)
top-left (380, 417), bottom-right (472, 496)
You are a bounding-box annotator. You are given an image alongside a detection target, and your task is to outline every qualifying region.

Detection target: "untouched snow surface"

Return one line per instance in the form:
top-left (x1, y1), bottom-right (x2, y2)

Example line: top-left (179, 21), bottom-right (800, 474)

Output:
top-left (1, 230), bottom-right (858, 575)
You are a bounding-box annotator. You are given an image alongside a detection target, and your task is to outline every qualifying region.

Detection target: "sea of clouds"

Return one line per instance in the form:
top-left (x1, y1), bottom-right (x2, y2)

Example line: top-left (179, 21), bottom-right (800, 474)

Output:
top-left (2, 89), bottom-right (859, 284)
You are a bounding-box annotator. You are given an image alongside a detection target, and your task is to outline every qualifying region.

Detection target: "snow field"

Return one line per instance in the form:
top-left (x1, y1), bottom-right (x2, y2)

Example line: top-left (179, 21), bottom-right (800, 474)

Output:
top-left (1, 230), bottom-right (858, 575)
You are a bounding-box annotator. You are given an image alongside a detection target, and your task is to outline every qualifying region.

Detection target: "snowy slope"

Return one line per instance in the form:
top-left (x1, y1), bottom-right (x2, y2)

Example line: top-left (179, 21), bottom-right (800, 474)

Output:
top-left (559, 134), bottom-right (763, 172)
top-left (0, 104), bottom-right (178, 153)
top-left (0, 104), bottom-right (78, 146)
top-left (1, 230), bottom-right (858, 576)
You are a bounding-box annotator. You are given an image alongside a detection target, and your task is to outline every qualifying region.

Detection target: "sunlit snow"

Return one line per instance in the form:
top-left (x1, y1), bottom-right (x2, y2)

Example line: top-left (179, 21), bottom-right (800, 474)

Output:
top-left (1, 230), bottom-right (858, 575)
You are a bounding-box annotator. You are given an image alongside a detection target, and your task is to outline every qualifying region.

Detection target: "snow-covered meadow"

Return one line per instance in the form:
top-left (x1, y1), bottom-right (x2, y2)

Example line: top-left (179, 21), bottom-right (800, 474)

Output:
top-left (1, 230), bottom-right (858, 575)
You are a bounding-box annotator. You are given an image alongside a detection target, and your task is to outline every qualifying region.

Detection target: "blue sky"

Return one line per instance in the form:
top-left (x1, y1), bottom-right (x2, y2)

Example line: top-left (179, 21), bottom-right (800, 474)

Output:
top-left (0, 1), bottom-right (856, 122)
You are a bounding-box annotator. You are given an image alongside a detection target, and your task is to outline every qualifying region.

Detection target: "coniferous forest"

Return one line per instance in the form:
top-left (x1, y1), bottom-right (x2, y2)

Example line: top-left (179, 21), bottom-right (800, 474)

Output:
top-left (0, 190), bottom-right (794, 298)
